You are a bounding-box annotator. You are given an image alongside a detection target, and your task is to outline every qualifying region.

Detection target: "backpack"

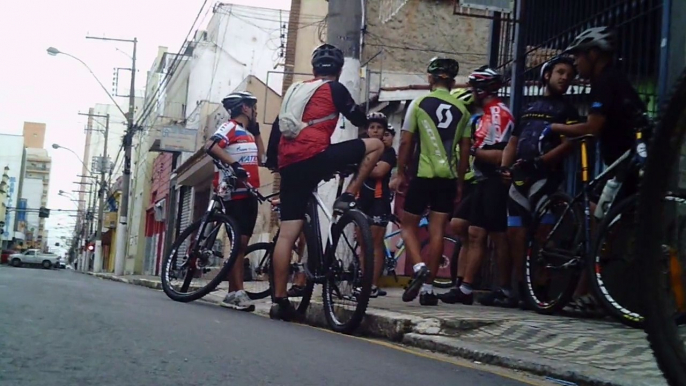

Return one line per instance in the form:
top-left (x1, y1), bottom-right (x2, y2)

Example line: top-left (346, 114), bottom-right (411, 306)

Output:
top-left (278, 79), bottom-right (338, 139)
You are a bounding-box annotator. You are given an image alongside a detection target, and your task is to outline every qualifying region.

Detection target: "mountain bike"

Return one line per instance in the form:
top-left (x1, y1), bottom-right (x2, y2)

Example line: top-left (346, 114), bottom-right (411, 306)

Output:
top-left (381, 214), bottom-right (460, 288)
top-left (638, 67), bottom-right (686, 385)
top-left (260, 164), bottom-right (374, 334)
top-left (160, 160), bottom-right (248, 302)
top-left (523, 129), bottom-right (648, 324)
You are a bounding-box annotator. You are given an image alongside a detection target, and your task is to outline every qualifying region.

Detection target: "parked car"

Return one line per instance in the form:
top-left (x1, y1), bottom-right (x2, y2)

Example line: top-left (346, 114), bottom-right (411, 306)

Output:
top-left (9, 249), bottom-right (61, 269)
top-left (1, 249), bottom-right (18, 265)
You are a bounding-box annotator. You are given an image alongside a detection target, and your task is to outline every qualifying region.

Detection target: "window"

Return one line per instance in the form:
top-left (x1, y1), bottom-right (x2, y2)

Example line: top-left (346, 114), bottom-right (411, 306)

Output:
top-left (25, 250), bottom-right (35, 256)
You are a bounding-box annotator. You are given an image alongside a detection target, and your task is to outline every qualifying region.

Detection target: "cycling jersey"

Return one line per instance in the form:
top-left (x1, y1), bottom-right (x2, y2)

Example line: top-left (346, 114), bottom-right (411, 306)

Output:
top-left (402, 88), bottom-right (471, 179)
top-left (589, 65), bottom-right (647, 165)
top-left (275, 80), bottom-right (367, 169)
top-left (455, 114), bottom-right (480, 184)
top-left (473, 98), bottom-right (515, 178)
top-left (211, 120), bottom-right (260, 200)
top-left (514, 96), bottom-right (580, 161)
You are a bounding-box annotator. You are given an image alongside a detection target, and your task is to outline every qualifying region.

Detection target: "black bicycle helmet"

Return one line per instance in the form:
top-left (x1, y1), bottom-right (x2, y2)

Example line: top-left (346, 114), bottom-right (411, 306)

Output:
top-left (468, 66), bottom-right (503, 95)
top-left (564, 26), bottom-right (615, 54)
top-left (427, 57), bottom-right (459, 79)
top-left (540, 56), bottom-right (577, 82)
top-left (222, 91), bottom-right (257, 114)
top-left (367, 112), bottom-right (389, 128)
top-left (311, 43), bottom-right (344, 72)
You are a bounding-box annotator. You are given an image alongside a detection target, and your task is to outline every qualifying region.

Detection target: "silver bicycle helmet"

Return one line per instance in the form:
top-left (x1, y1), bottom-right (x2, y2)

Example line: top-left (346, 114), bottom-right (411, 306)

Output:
top-left (565, 26), bottom-right (615, 54)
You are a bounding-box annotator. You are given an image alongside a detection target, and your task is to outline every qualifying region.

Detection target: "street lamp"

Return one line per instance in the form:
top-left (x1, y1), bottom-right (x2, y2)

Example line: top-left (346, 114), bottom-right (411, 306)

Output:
top-left (45, 47), bottom-right (127, 119)
top-left (52, 143), bottom-right (92, 175)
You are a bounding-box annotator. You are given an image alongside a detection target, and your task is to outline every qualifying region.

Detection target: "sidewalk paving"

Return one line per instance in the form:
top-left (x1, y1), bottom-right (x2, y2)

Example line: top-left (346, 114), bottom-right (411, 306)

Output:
top-left (87, 272), bottom-right (665, 386)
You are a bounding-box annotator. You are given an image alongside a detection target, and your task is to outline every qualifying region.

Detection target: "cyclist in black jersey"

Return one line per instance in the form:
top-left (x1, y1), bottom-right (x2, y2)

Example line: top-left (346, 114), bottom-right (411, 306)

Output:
top-left (495, 56), bottom-right (579, 308)
top-left (356, 113), bottom-right (397, 298)
top-left (544, 26), bottom-right (649, 314)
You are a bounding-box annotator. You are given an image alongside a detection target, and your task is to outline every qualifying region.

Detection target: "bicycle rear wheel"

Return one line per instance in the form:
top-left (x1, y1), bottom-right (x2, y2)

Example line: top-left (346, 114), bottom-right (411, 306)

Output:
top-left (589, 195), bottom-right (644, 328)
top-left (161, 212), bottom-right (241, 303)
top-left (523, 191), bottom-right (583, 314)
top-left (322, 209), bottom-right (374, 334)
top-left (638, 68), bottom-right (686, 385)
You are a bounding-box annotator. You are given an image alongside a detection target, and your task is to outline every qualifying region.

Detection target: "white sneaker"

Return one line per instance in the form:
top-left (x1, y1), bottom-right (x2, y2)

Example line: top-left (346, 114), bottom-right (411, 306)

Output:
top-left (220, 290), bottom-right (255, 312)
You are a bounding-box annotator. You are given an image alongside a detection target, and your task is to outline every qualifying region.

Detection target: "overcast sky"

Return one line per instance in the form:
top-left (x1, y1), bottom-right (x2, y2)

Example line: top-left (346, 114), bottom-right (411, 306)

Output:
top-left (0, 0), bottom-right (289, 253)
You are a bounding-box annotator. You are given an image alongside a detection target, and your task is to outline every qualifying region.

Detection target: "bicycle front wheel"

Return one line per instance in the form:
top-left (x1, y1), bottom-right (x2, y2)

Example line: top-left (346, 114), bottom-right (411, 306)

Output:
top-left (322, 209), bottom-right (374, 334)
top-left (161, 212), bottom-right (241, 302)
top-left (589, 195), bottom-right (644, 328)
top-left (638, 68), bottom-right (686, 385)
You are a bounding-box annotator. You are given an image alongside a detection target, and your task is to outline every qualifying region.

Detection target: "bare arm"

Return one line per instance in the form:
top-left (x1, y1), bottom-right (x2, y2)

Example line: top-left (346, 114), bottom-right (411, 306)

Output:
top-left (205, 138), bottom-right (237, 165)
top-left (540, 138), bottom-right (573, 165)
top-left (501, 136), bottom-right (518, 168)
top-left (255, 134), bottom-right (266, 166)
top-left (551, 114), bottom-right (605, 137)
top-left (396, 131), bottom-right (414, 178)
top-left (457, 137), bottom-right (470, 184)
top-left (369, 161), bottom-right (392, 179)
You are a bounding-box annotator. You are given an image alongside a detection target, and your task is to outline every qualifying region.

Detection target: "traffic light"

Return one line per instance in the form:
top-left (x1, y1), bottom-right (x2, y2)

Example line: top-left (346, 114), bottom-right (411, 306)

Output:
top-left (38, 207), bottom-right (50, 218)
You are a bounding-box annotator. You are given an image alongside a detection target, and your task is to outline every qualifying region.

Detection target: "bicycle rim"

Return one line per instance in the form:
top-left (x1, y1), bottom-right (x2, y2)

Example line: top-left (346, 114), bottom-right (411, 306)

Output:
top-left (638, 68), bottom-right (686, 385)
top-left (524, 192), bottom-right (582, 314)
top-left (161, 213), bottom-right (241, 303)
top-left (589, 195), bottom-right (644, 328)
top-left (323, 210), bottom-right (374, 334)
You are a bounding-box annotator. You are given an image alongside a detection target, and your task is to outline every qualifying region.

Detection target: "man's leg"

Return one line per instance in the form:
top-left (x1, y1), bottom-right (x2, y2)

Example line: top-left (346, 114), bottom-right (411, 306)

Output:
top-left (288, 232), bottom-right (308, 296)
top-left (273, 220), bottom-right (304, 299)
top-left (371, 225), bottom-right (385, 288)
top-left (452, 218), bottom-right (470, 285)
top-left (399, 178), bottom-right (429, 302)
top-left (228, 235), bottom-right (250, 292)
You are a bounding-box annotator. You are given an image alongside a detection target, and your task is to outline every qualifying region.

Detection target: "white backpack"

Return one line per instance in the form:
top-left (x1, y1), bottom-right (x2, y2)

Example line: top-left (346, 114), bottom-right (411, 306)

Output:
top-left (278, 79), bottom-right (339, 139)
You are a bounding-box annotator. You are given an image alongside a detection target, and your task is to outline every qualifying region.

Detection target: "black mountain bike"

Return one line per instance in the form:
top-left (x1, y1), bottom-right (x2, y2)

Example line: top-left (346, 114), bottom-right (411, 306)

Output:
top-left (244, 165), bottom-right (374, 334)
top-left (160, 161), bottom-right (275, 302)
top-left (638, 67), bottom-right (686, 385)
top-left (523, 128), bottom-right (648, 326)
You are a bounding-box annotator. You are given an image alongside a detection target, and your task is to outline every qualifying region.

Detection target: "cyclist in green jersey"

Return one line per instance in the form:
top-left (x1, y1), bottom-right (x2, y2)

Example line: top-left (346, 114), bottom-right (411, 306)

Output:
top-left (390, 57), bottom-right (471, 306)
top-left (438, 88), bottom-right (479, 303)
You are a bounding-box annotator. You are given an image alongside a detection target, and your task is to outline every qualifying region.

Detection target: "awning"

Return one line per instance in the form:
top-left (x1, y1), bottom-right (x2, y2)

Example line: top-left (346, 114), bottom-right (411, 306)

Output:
top-left (176, 151), bottom-right (214, 187)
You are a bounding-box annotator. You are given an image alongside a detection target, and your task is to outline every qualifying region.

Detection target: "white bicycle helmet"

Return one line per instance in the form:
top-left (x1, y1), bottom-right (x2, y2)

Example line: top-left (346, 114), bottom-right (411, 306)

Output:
top-left (565, 26), bottom-right (615, 54)
top-left (367, 112), bottom-right (389, 128)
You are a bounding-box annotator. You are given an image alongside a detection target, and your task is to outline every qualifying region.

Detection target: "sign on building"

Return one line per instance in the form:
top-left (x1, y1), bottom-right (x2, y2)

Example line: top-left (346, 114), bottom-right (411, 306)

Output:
top-left (460, 0), bottom-right (513, 13)
top-left (159, 126), bottom-right (198, 153)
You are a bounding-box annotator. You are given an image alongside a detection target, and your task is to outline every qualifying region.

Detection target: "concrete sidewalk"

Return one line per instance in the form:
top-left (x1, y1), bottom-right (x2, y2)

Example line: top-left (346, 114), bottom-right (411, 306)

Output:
top-left (86, 272), bottom-right (665, 386)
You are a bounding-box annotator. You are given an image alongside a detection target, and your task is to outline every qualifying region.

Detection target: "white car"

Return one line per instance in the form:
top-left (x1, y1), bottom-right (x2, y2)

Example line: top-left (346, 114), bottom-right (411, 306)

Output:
top-left (9, 249), bottom-right (61, 269)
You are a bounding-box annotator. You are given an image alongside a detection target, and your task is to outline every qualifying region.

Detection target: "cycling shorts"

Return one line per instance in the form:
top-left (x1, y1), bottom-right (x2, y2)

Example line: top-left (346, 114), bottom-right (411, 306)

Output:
top-left (469, 177), bottom-right (509, 233)
top-left (224, 196), bottom-right (258, 238)
top-left (279, 139), bottom-right (366, 221)
top-left (358, 198), bottom-right (391, 227)
top-left (507, 174), bottom-right (563, 228)
top-left (452, 181), bottom-right (476, 221)
top-left (403, 177), bottom-right (456, 215)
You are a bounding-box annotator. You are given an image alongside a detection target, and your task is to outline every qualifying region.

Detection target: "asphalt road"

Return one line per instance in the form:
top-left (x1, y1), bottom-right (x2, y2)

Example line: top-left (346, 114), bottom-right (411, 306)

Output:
top-left (0, 267), bottom-right (548, 386)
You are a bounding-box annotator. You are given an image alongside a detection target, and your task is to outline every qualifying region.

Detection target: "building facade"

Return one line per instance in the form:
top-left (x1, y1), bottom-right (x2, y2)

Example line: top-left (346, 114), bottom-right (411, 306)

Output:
top-left (0, 134), bottom-right (25, 248)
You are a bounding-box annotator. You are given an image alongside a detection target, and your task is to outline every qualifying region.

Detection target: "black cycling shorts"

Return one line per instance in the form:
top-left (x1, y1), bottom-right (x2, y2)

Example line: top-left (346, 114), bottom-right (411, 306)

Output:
top-left (469, 177), bottom-right (509, 233)
top-left (403, 177), bottom-right (456, 215)
top-left (452, 181), bottom-right (476, 220)
top-left (507, 174), bottom-right (563, 228)
top-left (224, 196), bottom-right (258, 238)
top-left (279, 139), bottom-right (366, 221)
top-left (358, 198), bottom-right (391, 226)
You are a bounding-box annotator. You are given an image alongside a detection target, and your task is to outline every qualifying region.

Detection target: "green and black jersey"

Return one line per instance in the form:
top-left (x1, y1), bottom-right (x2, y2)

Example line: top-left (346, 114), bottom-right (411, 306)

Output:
top-left (402, 88), bottom-right (471, 179)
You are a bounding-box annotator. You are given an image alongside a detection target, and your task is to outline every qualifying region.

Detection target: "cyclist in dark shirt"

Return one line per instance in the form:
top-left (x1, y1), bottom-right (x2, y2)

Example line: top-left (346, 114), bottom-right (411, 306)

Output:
top-left (545, 26), bottom-right (648, 314)
top-left (496, 56), bottom-right (579, 308)
top-left (356, 112), bottom-right (397, 298)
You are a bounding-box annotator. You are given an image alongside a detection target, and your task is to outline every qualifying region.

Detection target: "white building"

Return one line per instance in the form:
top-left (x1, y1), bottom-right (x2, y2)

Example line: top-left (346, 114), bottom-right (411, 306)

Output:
top-left (20, 148), bottom-right (51, 250)
top-left (0, 133), bottom-right (26, 247)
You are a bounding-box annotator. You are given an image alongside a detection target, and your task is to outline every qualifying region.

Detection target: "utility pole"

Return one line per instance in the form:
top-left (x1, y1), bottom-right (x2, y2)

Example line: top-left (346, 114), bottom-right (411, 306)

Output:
top-left (79, 112), bottom-right (110, 273)
top-left (86, 35), bottom-right (137, 276)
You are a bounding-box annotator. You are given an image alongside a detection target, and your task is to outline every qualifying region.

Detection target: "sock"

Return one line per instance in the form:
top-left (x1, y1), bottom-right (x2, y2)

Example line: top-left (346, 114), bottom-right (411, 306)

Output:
top-left (455, 276), bottom-right (464, 289)
top-left (413, 262), bottom-right (426, 273)
top-left (421, 283), bottom-right (433, 294)
top-left (501, 287), bottom-right (513, 297)
top-left (460, 282), bottom-right (473, 295)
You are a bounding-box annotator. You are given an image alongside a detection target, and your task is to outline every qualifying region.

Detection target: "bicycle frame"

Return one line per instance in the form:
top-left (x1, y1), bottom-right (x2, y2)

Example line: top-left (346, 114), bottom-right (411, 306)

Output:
top-left (382, 216), bottom-right (429, 273)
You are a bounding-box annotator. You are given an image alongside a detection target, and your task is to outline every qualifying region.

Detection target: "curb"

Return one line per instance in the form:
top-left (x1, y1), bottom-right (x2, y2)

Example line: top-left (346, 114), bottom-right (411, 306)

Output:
top-left (86, 272), bottom-right (652, 386)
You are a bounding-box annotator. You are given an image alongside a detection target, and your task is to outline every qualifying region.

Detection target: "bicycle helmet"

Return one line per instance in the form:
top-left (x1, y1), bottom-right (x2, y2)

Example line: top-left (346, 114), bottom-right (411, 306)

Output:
top-left (450, 88), bottom-right (475, 106)
top-left (385, 125), bottom-right (396, 136)
top-left (427, 57), bottom-right (459, 79)
top-left (540, 56), bottom-right (577, 82)
top-left (367, 112), bottom-right (389, 128)
top-left (564, 26), bottom-right (615, 54)
top-left (468, 66), bottom-right (503, 96)
top-left (222, 91), bottom-right (257, 114)
top-left (311, 43), bottom-right (344, 73)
